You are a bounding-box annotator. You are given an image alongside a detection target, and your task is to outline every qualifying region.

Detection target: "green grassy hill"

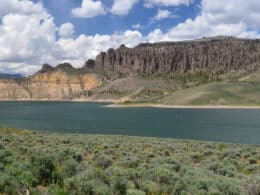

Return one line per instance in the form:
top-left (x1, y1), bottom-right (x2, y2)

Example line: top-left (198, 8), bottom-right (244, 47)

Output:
top-left (155, 82), bottom-right (260, 106)
top-left (95, 70), bottom-right (260, 106)
top-left (0, 128), bottom-right (259, 194)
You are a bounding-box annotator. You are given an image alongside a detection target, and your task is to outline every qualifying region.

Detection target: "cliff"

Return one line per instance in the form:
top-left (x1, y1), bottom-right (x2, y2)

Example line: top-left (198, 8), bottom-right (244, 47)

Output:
top-left (93, 37), bottom-right (260, 74)
top-left (0, 65), bottom-right (101, 100)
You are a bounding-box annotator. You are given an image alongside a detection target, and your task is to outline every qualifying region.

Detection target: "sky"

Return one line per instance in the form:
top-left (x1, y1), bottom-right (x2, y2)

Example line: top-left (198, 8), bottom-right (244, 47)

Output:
top-left (0, 0), bottom-right (260, 75)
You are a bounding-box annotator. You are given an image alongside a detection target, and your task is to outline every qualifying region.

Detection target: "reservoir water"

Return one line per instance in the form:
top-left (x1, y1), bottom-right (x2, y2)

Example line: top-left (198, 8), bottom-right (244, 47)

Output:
top-left (0, 102), bottom-right (259, 144)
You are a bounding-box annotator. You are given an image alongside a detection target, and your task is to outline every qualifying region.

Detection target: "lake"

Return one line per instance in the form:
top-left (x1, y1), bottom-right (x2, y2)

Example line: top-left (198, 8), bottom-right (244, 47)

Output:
top-left (0, 102), bottom-right (259, 145)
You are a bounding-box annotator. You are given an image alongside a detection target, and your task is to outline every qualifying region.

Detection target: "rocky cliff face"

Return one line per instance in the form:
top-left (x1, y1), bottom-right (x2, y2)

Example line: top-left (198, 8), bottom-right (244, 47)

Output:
top-left (0, 67), bottom-right (101, 100)
top-left (94, 37), bottom-right (260, 74)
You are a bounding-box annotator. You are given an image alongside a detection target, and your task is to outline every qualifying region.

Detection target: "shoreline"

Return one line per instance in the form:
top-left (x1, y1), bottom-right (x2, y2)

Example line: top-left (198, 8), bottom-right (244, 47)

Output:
top-left (1, 99), bottom-right (260, 109)
top-left (1, 128), bottom-right (257, 146)
top-left (0, 98), bottom-right (117, 103)
top-left (105, 103), bottom-right (260, 109)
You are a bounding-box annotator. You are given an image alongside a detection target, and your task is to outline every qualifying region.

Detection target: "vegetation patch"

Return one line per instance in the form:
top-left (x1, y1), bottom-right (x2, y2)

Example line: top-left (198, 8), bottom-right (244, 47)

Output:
top-left (0, 128), bottom-right (259, 194)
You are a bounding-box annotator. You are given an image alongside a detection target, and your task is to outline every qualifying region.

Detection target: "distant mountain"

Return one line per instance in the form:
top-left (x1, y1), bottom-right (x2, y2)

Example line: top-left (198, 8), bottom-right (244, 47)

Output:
top-left (0, 73), bottom-right (23, 79)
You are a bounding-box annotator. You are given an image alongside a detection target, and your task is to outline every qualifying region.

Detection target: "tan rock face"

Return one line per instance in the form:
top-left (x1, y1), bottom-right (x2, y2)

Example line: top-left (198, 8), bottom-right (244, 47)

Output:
top-left (95, 37), bottom-right (260, 74)
top-left (0, 72), bottom-right (101, 100)
top-left (0, 80), bottom-right (31, 99)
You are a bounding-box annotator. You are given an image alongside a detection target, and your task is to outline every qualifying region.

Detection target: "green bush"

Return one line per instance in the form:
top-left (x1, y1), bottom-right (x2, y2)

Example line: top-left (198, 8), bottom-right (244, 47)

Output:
top-left (0, 174), bottom-right (19, 195)
top-left (118, 156), bottom-right (140, 168)
top-left (95, 154), bottom-right (113, 169)
top-left (127, 189), bottom-right (145, 195)
top-left (31, 153), bottom-right (56, 186)
top-left (0, 149), bottom-right (12, 165)
top-left (63, 158), bottom-right (78, 177)
top-left (64, 167), bottom-right (110, 195)
top-left (107, 167), bottom-right (128, 194)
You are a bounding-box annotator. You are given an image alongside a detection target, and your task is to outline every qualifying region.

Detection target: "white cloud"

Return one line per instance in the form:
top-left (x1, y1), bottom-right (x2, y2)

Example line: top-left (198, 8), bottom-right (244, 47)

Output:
top-left (153, 9), bottom-right (177, 21)
top-left (111, 0), bottom-right (138, 15)
top-left (58, 30), bottom-right (144, 64)
top-left (71, 0), bottom-right (105, 18)
top-left (0, 0), bottom-right (69, 74)
top-left (132, 23), bottom-right (142, 29)
top-left (144, 0), bottom-right (193, 7)
top-left (147, 0), bottom-right (260, 42)
top-left (147, 29), bottom-right (170, 42)
top-left (58, 23), bottom-right (75, 38)
top-left (0, 13), bottom-right (56, 59)
top-left (0, 0), bottom-right (43, 17)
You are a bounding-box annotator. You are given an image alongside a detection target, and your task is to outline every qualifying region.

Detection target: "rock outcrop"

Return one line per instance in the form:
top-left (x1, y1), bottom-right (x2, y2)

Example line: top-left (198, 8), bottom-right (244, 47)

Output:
top-left (0, 66), bottom-right (101, 100)
top-left (94, 37), bottom-right (260, 74)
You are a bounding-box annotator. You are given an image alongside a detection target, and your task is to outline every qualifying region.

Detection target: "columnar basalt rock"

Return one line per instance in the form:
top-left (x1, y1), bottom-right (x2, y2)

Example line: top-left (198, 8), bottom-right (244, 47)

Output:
top-left (94, 37), bottom-right (260, 74)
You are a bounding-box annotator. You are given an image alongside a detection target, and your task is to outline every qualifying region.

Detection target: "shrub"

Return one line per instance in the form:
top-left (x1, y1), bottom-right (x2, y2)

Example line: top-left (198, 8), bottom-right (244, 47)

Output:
top-left (153, 166), bottom-right (179, 185)
top-left (127, 189), bottom-right (145, 195)
top-left (191, 152), bottom-right (203, 163)
top-left (248, 157), bottom-right (257, 164)
top-left (107, 167), bottom-right (128, 194)
top-left (0, 150), bottom-right (12, 165)
top-left (141, 180), bottom-right (160, 194)
top-left (118, 156), bottom-right (140, 168)
top-left (243, 177), bottom-right (260, 195)
top-left (0, 174), bottom-right (19, 195)
top-left (95, 154), bottom-right (113, 169)
top-left (64, 168), bottom-right (110, 195)
top-left (165, 158), bottom-right (181, 172)
top-left (31, 154), bottom-right (56, 186)
top-left (72, 152), bottom-right (83, 163)
top-left (60, 158), bottom-right (77, 178)
top-left (113, 178), bottom-right (128, 195)
top-left (208, 162), bottom-right (235, 177)
top-left (20, 171), bottom-right (38, 187)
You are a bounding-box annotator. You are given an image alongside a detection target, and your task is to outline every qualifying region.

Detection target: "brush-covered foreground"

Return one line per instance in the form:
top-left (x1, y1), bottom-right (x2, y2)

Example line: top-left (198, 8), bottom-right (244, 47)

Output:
top-left (0, 128), bottom-right (259, 195)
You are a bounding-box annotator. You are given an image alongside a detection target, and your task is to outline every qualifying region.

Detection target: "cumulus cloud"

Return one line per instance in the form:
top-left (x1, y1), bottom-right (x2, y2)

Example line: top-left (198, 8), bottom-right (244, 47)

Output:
top-left (0, 0), bottom-right (60, 75)
top-left (111, 0), bottom-right (138, 15)
top-left (58, 23), bottom-right (75, 39)
top-left (57, 30), bottom-right (144, 64)
top-left (144, 0), bottom-right (193, 8)
top-left (147, 0), bottom-right (260, 42)
top-left (153, 9), bottom-right (178, 21)
top-left (132, 23), bottom-right (142, 29)
top-left (71, 0), bottom-right (105, 18)
top-left (0, 0), bottom-right (43, 17)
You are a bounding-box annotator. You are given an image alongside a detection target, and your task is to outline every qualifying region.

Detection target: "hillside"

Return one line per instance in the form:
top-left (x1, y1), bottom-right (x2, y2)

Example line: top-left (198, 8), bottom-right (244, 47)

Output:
top-left (0, 128), bottom-right (259, 194)
top-left (1, 37), bottom-right (260, 104)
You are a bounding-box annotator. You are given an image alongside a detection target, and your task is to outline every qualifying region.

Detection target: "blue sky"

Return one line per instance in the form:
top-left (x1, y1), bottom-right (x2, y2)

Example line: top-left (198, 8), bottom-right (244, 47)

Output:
top-left (0, 0), bottom-right (260, 74)
top-left (37, 0), bottom-right (200, 36)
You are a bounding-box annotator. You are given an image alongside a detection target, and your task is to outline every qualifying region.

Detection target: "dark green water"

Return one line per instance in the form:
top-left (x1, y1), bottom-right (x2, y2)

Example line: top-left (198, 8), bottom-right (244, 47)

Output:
top-left (0, 102), bottom-right (259, 144)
